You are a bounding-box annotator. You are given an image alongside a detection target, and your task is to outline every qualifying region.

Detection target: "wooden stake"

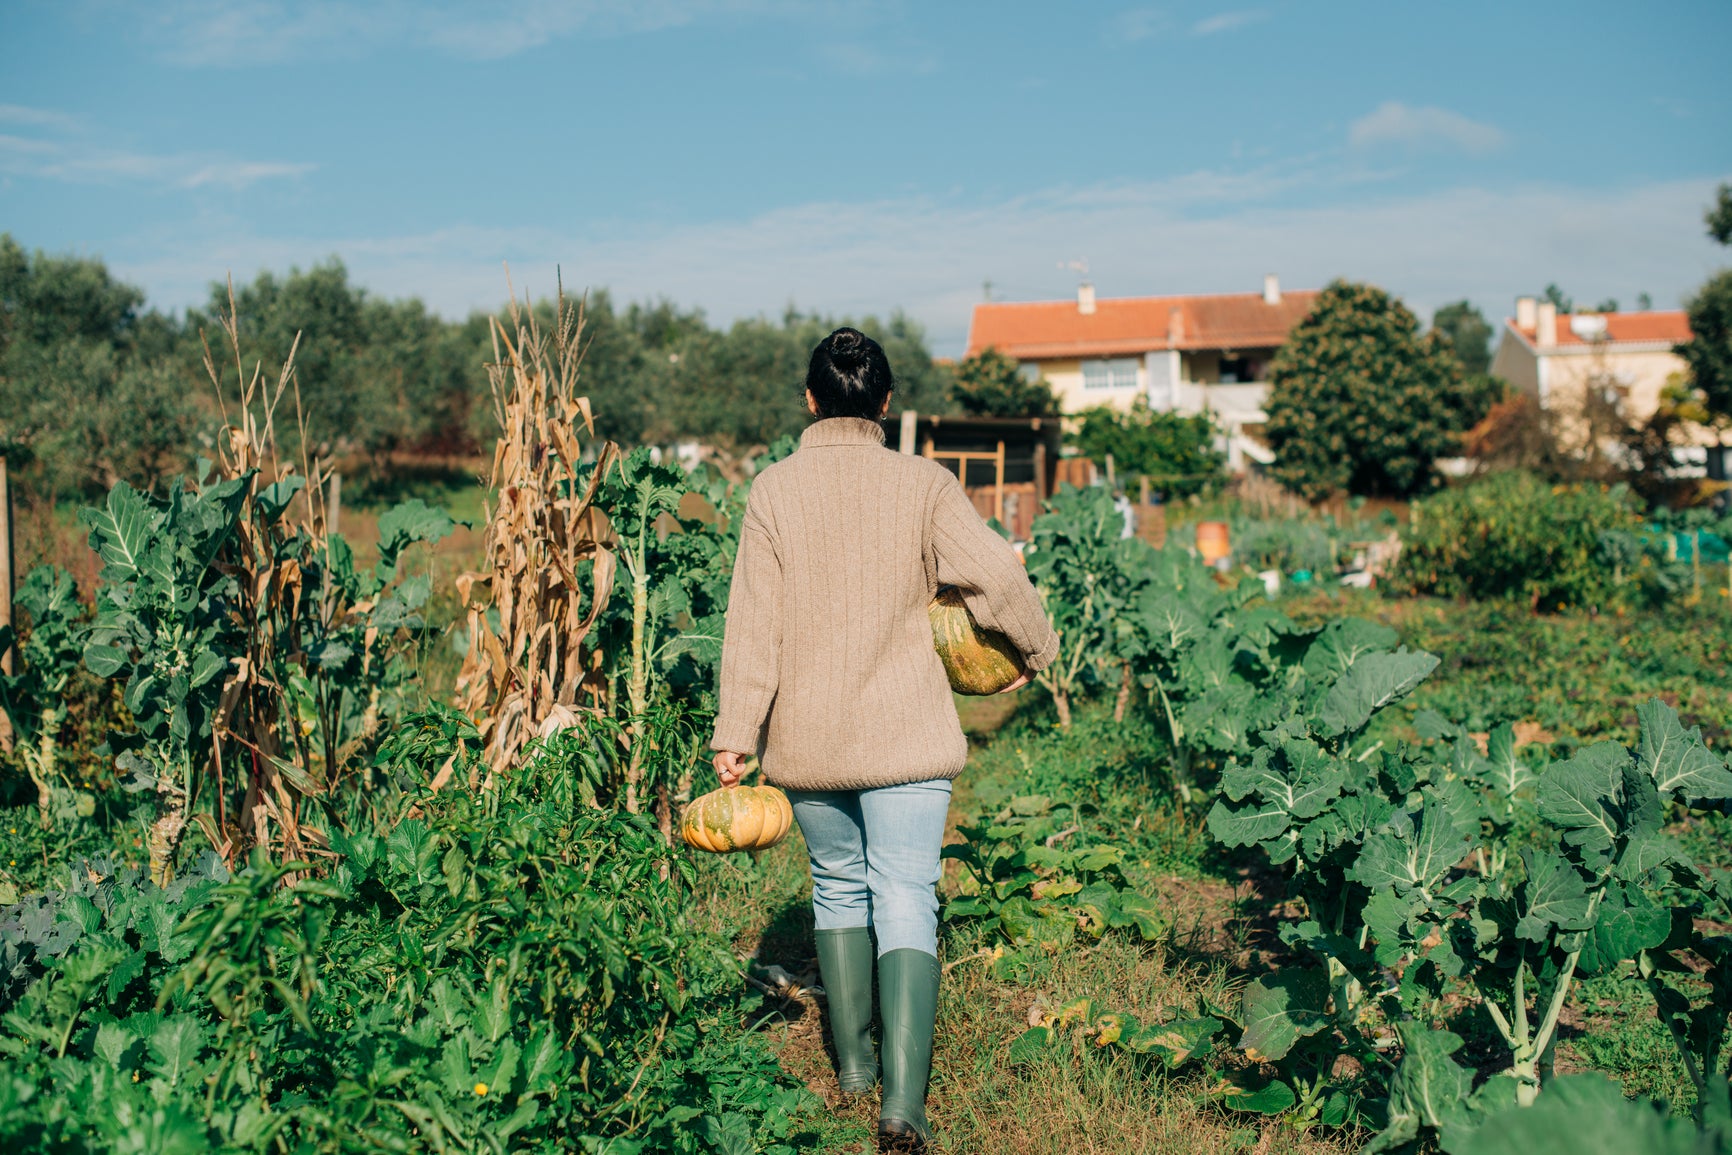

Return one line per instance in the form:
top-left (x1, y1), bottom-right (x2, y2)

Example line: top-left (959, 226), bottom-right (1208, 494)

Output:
top-left (994, 439), bottom-right (1006, 525)
top-left (0, 453), bottom-right (12, 677)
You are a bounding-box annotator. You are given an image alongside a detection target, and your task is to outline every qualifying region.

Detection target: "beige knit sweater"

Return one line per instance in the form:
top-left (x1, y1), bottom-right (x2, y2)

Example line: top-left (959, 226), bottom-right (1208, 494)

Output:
top-left (710, 416), bottom-right (1060, 791)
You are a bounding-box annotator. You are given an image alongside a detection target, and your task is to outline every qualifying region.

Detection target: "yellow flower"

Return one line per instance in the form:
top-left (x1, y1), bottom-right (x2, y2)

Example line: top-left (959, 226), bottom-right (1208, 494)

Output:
top-left (473, 1082), bottom-right (488, 1096)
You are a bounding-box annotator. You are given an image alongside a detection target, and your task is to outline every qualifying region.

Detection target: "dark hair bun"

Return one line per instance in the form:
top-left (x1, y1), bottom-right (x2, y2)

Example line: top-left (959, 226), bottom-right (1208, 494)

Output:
top-left (828, 327), bottom-right (866, 366)
top-left (806, 327), bottom-right (893, 420)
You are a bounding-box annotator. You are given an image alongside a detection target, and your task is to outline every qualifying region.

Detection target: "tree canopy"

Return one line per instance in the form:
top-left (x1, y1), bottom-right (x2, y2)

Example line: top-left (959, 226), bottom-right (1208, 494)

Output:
top-left (1069, 399), bottom-right (1223, 497)
top-left (1431, 300), bottom-right (1493, 376)
top-left (1677, 185), bottom-right (1732, 426)
top-left (0, 233), bottom-right (955, 500)
top-left (1264, 280), bottom-right (1480, 500)
top-left (950, 348), bottom-right (1056, 417)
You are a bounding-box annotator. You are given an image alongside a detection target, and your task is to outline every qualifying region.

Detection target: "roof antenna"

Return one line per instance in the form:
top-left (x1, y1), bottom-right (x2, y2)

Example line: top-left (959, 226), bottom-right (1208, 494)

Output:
top-left (1059, 258), bottom-right (1090, 283)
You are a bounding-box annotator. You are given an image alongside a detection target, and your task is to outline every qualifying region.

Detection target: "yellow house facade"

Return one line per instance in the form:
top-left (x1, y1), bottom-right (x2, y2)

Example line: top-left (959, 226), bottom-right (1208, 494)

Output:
top-left (964, 277), bottom-right (1320, 470)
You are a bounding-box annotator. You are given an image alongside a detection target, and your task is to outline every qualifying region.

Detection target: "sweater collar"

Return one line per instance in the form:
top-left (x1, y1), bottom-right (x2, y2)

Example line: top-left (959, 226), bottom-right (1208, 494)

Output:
top-left (799, 416), bottom-right (888, 449)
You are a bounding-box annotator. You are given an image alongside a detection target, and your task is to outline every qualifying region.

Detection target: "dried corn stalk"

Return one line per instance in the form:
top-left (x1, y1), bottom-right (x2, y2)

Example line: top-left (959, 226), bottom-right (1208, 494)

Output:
top-left (456, 283), bottom-right (619, 780)
top-left (188, 283), bottom-right (335, 876)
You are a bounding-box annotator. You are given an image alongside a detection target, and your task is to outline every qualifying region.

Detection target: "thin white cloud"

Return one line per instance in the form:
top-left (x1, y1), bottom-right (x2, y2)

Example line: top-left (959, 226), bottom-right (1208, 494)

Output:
top-left (1112, 8), bottom-right (1169, 42)
top-left (108, 173), bottom-right (1727, 358)
top-left (1192, 9), bottom-right (1267, 36)
top-left (130, 0), bottom-right (800, 65)
top-left (0, 133), bottom-right (314, 190)
top-left (0, 105), bottom-right (84, 131)
top-left (1350, 101), bottom-right (1507, 155)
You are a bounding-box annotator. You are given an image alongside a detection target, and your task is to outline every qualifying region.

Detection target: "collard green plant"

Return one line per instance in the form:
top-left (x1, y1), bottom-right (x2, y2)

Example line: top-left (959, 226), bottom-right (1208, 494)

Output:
top-left (1025, 484), bottom-right (1153, 727)
top-left (0, 566), bottom-right (88, 829)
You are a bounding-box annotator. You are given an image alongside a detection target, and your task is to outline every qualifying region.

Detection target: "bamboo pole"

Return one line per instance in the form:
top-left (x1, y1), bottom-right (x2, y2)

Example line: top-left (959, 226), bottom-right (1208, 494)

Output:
top-left (327, 471), bottom-right (341, 538)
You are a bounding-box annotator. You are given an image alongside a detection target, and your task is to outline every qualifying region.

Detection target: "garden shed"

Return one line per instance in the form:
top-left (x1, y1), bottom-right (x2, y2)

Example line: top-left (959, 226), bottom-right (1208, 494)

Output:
top-left (883, 412), bottom-right (1066, 541)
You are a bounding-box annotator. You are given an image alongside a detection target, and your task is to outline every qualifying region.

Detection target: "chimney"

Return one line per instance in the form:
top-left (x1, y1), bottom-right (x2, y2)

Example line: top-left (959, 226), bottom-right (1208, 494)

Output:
top-left (1263, 273), bottom-right (1281, 305)
top-left (1516, 296), bottom-right (1537, 330)
top-left (1077, 281), bottom-right (1096, 315)
top-left (1536, 301), bottom-right (1557, 348)
top-left (1167, 305), bottom-right (1184, 344)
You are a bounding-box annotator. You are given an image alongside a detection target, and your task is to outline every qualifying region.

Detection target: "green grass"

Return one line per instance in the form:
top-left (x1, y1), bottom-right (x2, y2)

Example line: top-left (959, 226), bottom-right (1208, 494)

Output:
top-left (1286, 590), bottom-right (1732, 750)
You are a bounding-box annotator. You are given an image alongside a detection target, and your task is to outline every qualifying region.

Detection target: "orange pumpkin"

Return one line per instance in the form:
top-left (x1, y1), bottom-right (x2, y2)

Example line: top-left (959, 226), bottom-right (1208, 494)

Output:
top-left (929, 586), bottom-right (1027, 695)
top-left (681, 785), bottom-right (793, 853)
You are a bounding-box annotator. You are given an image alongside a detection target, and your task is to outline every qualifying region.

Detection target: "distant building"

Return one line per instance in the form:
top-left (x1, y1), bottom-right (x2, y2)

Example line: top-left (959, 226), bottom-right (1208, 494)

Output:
top-left (963, 276), bottom-right (1320, 469)
top-left (1490, 298), bottom-right (1722, 470)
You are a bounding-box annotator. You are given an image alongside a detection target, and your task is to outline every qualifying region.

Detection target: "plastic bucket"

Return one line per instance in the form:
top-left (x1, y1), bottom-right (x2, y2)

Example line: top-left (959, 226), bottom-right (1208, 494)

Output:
top-left (1196, 521), bottom-right (1231, 564)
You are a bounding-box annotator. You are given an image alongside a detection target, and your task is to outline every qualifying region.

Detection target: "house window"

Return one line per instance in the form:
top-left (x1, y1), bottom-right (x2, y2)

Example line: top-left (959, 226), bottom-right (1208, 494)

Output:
top-left (1219, 355), bottom-right (1262, 384)
top-left (1082, 358), bottom-right (1139, 389)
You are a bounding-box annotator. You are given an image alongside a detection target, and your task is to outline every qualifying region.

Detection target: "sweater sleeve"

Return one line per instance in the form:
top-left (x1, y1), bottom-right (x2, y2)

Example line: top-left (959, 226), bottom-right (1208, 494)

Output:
top-left (710, 487), bottom-right (783, 754)
top-left (930, 470), bottom-right (1060, 672)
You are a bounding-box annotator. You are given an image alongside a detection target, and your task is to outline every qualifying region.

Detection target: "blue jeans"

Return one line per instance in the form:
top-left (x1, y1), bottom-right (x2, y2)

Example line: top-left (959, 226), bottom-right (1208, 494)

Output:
top-left (789, 779), bottom-right (954, 957)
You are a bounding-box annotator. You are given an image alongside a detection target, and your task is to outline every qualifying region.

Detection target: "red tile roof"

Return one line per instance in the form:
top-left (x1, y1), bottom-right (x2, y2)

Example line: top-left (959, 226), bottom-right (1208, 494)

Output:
top-left (965, 289), bottom-right (1322, 360)
top-left (1508, 309), bottom-right (1691, 349)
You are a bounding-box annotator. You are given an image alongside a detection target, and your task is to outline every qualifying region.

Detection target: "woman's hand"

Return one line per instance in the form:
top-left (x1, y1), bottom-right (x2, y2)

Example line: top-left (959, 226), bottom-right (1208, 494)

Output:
top-left (713, 750), bottom-right (750, 788)
top-left (997, 671), bottom-right (1031, 694)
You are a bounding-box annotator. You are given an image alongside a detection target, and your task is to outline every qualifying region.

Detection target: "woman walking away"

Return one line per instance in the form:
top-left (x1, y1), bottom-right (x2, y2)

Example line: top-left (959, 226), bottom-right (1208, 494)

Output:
top-left (710, 327), bottom-right (1059, 1152)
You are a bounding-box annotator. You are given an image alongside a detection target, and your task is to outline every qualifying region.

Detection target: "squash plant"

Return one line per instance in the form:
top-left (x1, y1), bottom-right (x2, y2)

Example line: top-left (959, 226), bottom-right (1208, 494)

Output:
top-left (941, 793), bottom-right (1164, 954)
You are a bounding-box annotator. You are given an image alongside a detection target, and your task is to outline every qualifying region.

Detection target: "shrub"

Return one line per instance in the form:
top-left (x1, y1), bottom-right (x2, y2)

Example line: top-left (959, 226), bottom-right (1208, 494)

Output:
top-left (1069, 399), bottom-right (1223, 498)
top-left (1394, 471), bottom-right (1653, 610)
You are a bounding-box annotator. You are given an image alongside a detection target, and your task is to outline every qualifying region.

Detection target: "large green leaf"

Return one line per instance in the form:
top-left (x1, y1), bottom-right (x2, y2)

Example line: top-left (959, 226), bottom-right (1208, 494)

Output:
top-left (1514, 849), bottom-right (1596, 943)
top-left (1122, 1016), bottom-right (1220, 1068)
top-left (1535, 743), bottom-right (1628, 854)
top-left (1482, 723), bottom-right (1536, 801)
top-left (1206, 798), bottom-right (1291, 848)
top-left (1636, 698), bottom-right (1732, 804)
top-left (1302, 617), bottom-right (1400, 681)
top-left (1449, 1073), bottom-right (1708, 1155)
top-left (146, 1016), bottom-right (206, 1088)
top-left (1212, 1076), bottom-right (1297, 1116)
top-left (1349, 795), bottom-right (1472, 895)
top-left (1366, 1028), bottom-right (1474, 1153)
top-left (79, 481), bottom-right (160, 583)
top-left (376, 498), bottom-right (457, 574)
top-left (1577, 882), bottom-right (1671, 973)
top-left (1237, 967), bottom-right (1329, 1061)
top-left (1318, 648), bottom-right (1440, 737)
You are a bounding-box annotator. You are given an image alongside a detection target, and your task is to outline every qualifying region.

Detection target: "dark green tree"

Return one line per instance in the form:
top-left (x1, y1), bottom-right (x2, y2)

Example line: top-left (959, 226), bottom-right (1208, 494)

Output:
top-left (201, 260), bottom-right (487, 462)
top-left (1706, 182), bottom-right (1732, 247)
top-left (950, 347), bottom-right (1057, 417)
top-left (1542, 283), bottom-right (1573, 314)
top-left (1431, 300), bottom-right (1493, 375)
top-left (1070, 399), bottom-right (1223, 497)
top-left (1677, 186), bottom-right (1732, 425)
top-left (0, 235), bottom-right (201, 496)
top-left (1264, 280), bottom-right (1475, 499)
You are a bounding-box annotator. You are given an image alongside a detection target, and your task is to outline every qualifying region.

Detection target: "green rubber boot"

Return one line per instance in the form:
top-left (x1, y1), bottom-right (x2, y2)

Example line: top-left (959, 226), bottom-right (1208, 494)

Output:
top-left (876, 948), bottom-right (940, 1152)
top-left (814, 928), bottom-right (878, 1094)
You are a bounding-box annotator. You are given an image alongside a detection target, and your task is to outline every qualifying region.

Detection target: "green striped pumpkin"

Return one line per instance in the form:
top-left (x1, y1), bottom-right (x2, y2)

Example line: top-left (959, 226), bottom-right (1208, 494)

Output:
top-left (929, 586), bottom-right (1026, 695)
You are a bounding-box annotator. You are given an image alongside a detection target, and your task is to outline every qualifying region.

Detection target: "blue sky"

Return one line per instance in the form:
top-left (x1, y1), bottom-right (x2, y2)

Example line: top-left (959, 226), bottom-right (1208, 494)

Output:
top-left (2, 0), bottom-right (1729, 353)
